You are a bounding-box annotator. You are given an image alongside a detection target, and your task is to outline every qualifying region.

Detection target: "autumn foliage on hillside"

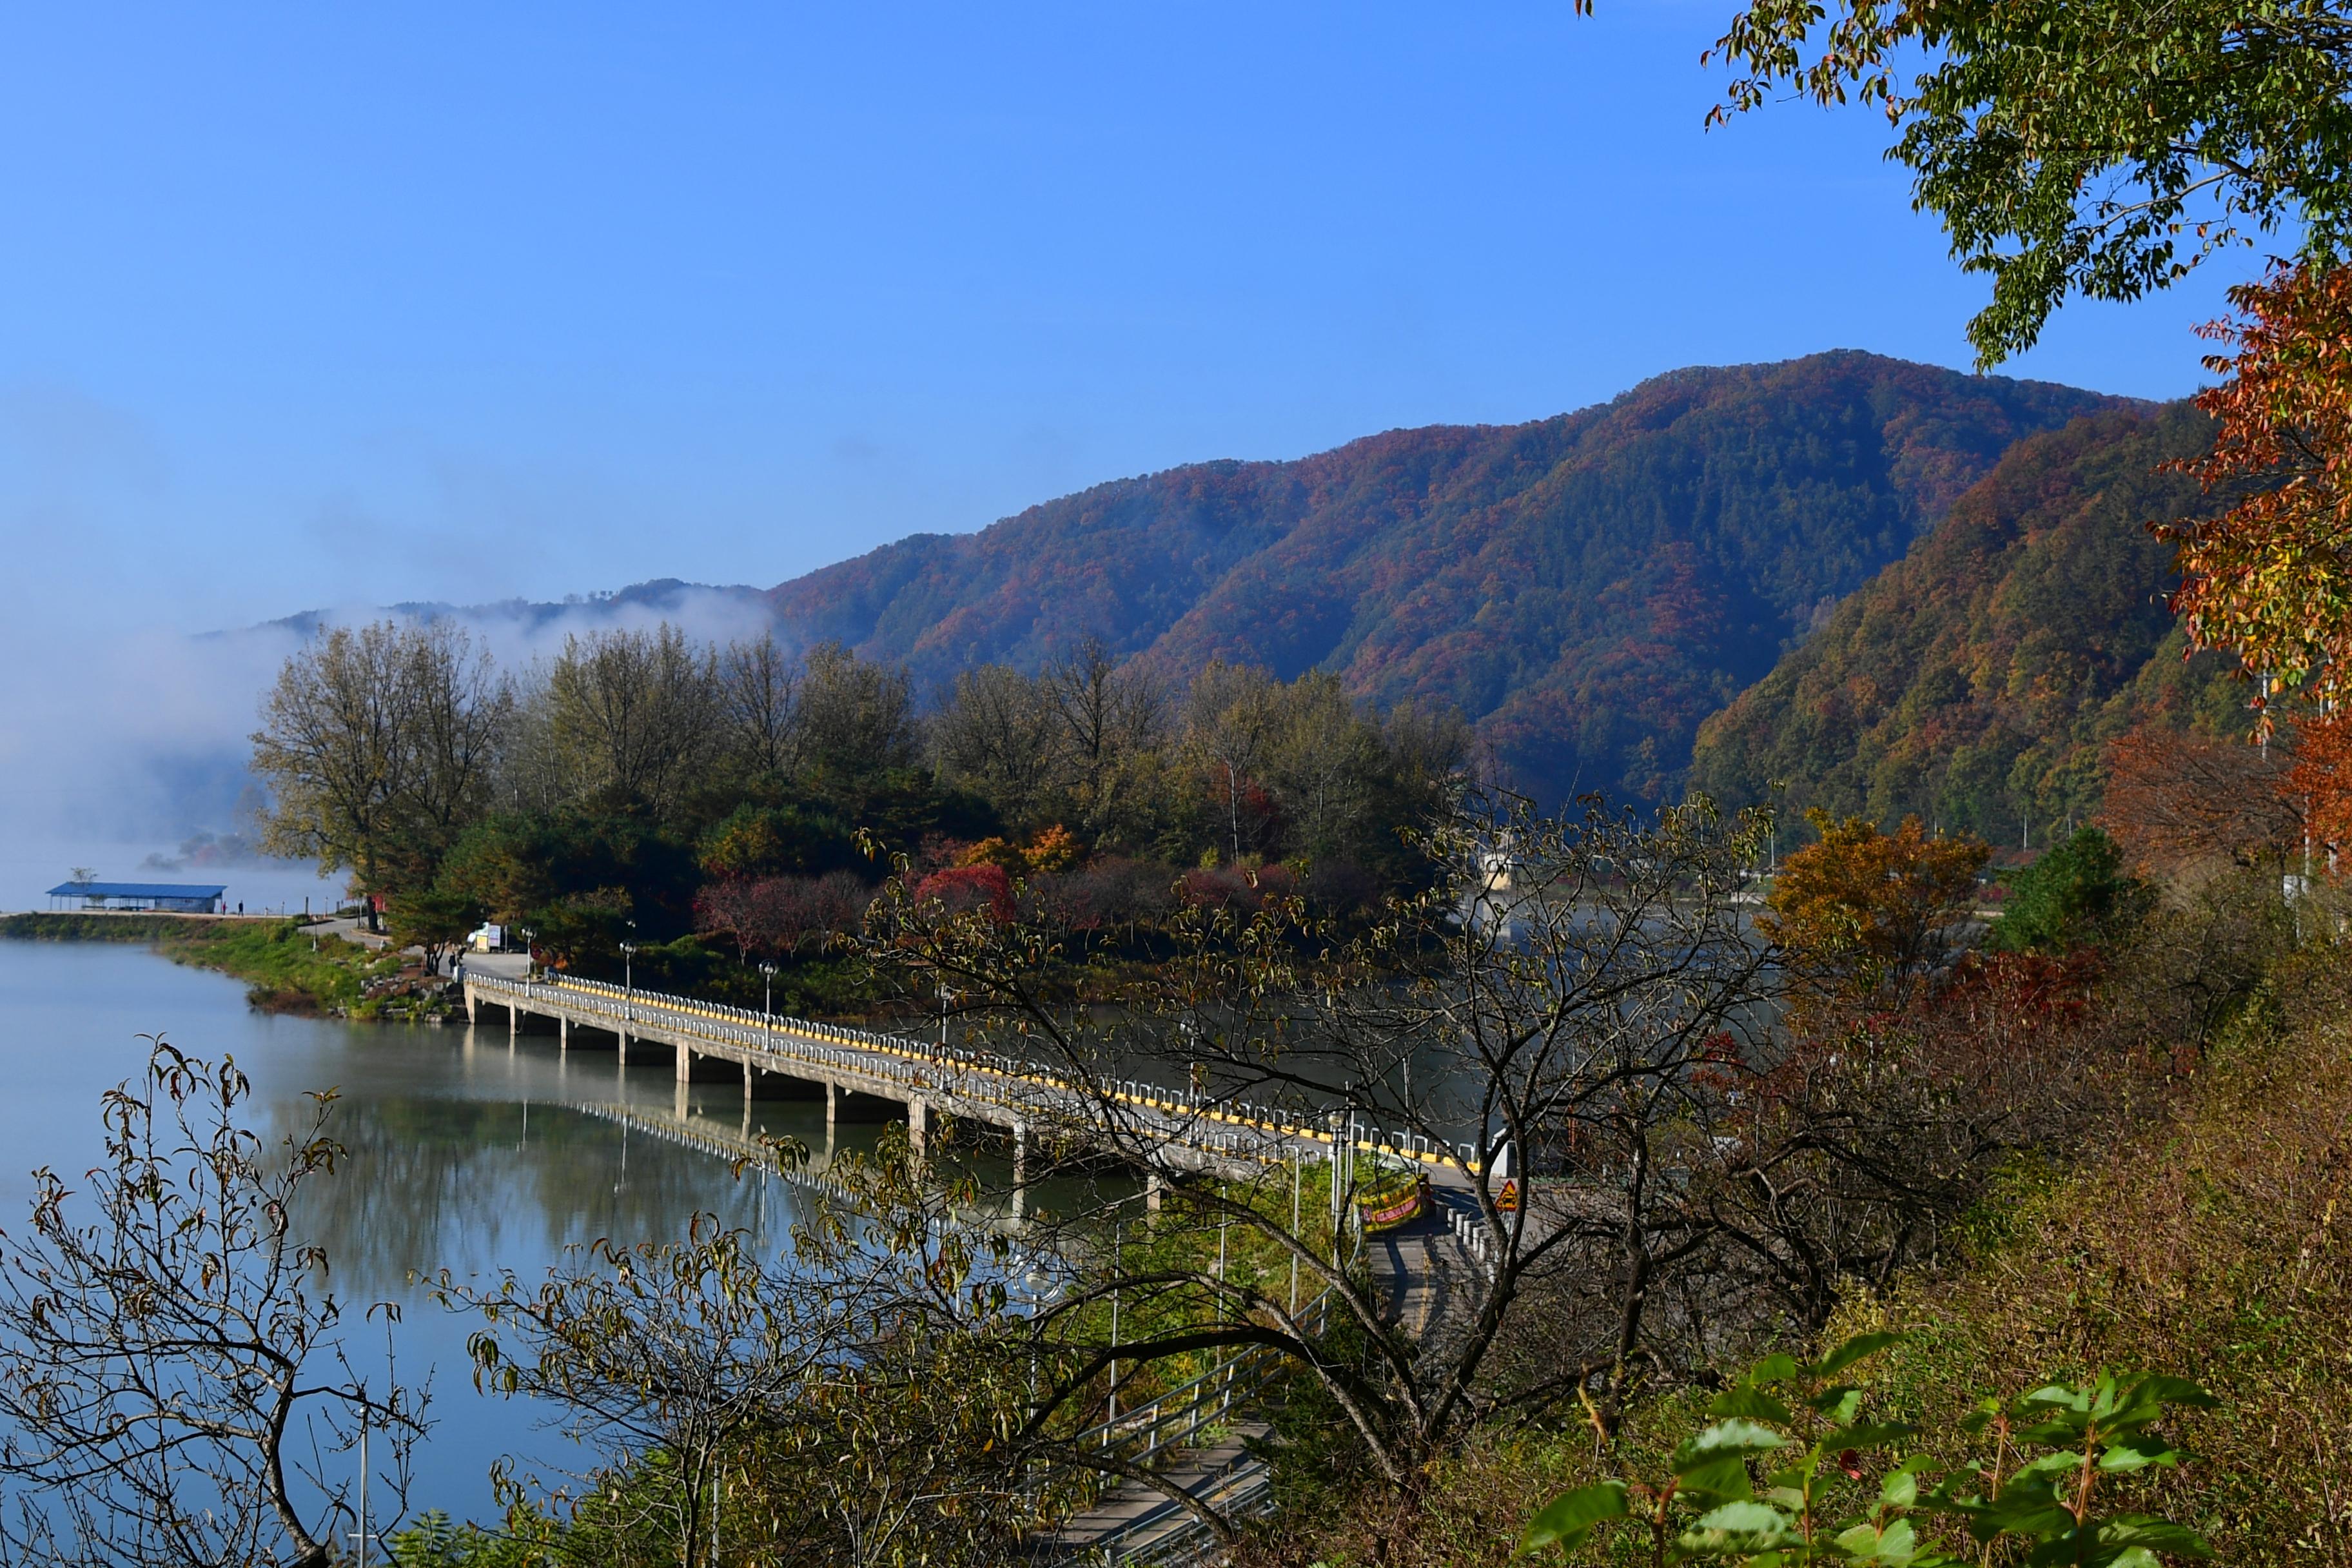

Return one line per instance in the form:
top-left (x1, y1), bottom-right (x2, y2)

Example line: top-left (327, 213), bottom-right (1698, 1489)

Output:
top-left (767, 353), bottom-right (2116, 803)
top-left (1692, 406), bottom-right (2240, 841)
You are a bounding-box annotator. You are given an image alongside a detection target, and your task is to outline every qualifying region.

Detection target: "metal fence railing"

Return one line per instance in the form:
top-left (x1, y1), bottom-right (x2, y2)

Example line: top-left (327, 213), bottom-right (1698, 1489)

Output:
top-left (467, 972), bottom-right (1491, 1180)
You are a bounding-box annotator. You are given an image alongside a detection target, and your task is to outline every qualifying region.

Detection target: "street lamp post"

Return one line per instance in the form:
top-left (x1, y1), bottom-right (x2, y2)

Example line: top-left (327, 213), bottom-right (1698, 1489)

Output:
top-left (520, 926), bottom-right (536, 983)
top-left (759, 961), bottom-right (778, 1050)
top-left (620, 941), bottom-right (638, 1030)
top-left (937, 979), bottom-right (952, 1055)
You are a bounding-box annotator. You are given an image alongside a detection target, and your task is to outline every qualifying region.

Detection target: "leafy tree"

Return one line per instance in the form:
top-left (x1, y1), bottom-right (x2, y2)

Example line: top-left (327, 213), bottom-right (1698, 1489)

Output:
top-left (2099, 723), bottom-right (2302, 876)
top-left (0, 1042), bottom-right (427, 1568)
top-left (930, 663), bottom-right (1068, 831)
top-left (718, 631), bottom-right (799, 782)
top-left (693, 871), bottom-right (870, 961)
top-left (1987, 827), bottom-right (2151, 955)
top-left (385, 884), bottom-right (482, 975)
top-left (2162, 264), bottom-right (2352, 721)
top-left (1759, 813), bottom-right (1990, 1025)
top-left (1039, 636), bottom-right (1172, 847)
top-left (436, 810), bottom-right (700, 968)
top-left (540, 626), bottom-right (725, 823)
top-left (2285, 707), bottom-right (2352, 861)
top-left (251, 620), bottom-right (506, 928)
top-left (1709, 0), bottom-right (2352, 364)
top-left (796, 641), bottom-right (920, 782)
top-left (695, 802), bottom-right (859, 881)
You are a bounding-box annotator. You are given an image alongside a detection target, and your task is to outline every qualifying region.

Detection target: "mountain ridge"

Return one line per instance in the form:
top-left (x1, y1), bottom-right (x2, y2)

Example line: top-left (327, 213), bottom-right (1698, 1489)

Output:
top-left (764, 351), bottom-right (2131, 799)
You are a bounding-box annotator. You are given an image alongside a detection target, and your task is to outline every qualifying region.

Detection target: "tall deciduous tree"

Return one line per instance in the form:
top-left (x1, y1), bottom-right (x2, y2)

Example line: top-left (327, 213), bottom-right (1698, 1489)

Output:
top-left (251, 620), bottom-right (505, 926)
top-left (2099, 721), bottom-right (2302, 874)
top-left (931, 664), bottom-right (1064, 829)
top-left (2162, 264), bottom-right (2352, 721)
top-left (543, 625), bottom-right (725, 822)
top-left (720, 631), bottom-right (800, 782)
top-left (796, 642), bottom-right (919, 781)
top-left (1041, 637), bottom-right (1170, 845)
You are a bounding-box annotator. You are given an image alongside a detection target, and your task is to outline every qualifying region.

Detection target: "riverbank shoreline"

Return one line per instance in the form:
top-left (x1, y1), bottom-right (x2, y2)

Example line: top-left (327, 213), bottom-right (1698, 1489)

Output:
top-left (0, 912), bottom-right (458, 1021)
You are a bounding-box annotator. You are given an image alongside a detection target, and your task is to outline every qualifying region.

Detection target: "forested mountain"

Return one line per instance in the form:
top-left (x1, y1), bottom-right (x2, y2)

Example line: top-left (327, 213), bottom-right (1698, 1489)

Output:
top-left (1689, 404), bottom-right (2249, 842)
top-left (766, 352), bottom-right (2120, 801)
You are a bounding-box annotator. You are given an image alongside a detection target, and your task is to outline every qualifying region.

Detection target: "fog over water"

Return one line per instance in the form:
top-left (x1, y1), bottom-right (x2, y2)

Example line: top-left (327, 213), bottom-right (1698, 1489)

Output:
top-left (0, 584), bottom-right (776, 912)
top-left (0, 938), bottom-right (865, 1528)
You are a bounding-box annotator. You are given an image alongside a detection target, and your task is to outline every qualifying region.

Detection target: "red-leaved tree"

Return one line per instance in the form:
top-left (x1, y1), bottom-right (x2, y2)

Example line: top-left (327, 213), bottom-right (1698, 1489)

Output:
top-left (694, 872), bottom-right (871, 960)
top-left (2161, 264), bottom-right (2352, 725)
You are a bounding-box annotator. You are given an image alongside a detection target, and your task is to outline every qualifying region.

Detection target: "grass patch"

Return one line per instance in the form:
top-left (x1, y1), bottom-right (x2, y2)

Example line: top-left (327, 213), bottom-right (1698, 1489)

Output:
top-left (1823, 964), bottom-right (2352, 1563)
top-left (157, 919), bottom-right (382, 1014)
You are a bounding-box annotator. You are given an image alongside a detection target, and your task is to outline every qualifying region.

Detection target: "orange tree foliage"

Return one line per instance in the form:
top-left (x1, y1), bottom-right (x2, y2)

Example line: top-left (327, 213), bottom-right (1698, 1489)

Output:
top-left (2285, 710), bottom-right (2352, 857)
top-left (2162, 264), bottom-right (2352, 723)
top-left (1758, 811), bottom-right (1990, 1027)
top-left (2099, 721), bottom-right (2302, 875)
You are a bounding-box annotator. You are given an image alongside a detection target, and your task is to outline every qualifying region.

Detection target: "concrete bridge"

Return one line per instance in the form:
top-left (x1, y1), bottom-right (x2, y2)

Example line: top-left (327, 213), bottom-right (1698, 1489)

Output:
top-left (460, 972), bottom-right (1482, 1193)
top-left (457, 972), bottom-right (1494, 1567)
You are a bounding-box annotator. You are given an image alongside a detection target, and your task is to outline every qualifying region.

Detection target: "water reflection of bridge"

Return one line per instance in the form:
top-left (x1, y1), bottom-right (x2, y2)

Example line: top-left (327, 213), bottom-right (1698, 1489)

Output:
top-left (563, 1099), bottom-right (851, 1196)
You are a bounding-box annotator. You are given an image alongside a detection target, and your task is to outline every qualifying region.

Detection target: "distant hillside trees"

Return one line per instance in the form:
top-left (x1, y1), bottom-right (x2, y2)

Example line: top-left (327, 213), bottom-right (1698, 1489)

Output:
top-left (1690, 407), bottom-right (2247, 841)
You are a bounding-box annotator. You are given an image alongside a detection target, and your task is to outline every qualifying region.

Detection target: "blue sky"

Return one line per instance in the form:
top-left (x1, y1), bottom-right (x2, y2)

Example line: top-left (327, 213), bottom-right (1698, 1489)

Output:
top-left (0, 1), bottom-right (2248, 632)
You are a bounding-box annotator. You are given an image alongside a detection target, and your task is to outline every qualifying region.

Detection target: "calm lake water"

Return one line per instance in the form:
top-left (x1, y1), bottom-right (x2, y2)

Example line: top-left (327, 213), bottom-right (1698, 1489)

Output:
top-left (0, 937), bottom-right (884, 1530)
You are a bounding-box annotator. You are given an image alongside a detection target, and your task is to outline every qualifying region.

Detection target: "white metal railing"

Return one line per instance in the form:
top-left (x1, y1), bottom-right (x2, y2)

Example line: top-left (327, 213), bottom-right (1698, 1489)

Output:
top-left (466, 972), bottom-right (1489, 1178)
top-left (1066, 1293), bottom-right (1331, 1563)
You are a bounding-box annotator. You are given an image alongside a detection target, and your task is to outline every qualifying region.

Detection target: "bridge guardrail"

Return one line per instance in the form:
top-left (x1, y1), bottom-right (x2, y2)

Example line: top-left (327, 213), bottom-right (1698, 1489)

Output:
top-left (466, 972), bottom-right (1490, 1180)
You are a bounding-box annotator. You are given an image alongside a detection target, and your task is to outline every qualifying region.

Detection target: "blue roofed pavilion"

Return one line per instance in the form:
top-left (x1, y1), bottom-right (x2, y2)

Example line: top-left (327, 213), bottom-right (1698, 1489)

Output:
top-left (46, 881), bottom-right (226, 914)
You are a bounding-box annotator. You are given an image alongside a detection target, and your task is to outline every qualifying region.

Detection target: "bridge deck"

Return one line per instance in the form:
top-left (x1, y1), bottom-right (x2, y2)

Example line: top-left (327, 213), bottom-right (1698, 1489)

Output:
top-left (462, 973), bottom-right (1479, 1188)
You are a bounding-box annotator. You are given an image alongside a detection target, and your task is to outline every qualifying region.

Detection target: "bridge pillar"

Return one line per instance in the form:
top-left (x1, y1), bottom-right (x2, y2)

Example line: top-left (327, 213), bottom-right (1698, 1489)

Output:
top-left (507, 1004), bottom-right (515, 1042)
top-left (1146, 1170), bottom-right (1164, 1213)
top-left (674, 1077), bottom-right (689, 1120)
top-left (1012, 1121), bottom-right (1028, 1222)
top-left (559, 1015), bottom-right (569, 1052)
top-left (907, 1097), bottom-right (929, 1160)
top-left (825, 1083), bottom-right (837, 1153)
top-left (464, 989), bottom-right (476, 1025)
top-left (618, 1032), bottom-right (628, 1068)
top-left (741, 1059), bottom-right (752, 1099)
top-left (676, 1043), bottom-right (692, 1084)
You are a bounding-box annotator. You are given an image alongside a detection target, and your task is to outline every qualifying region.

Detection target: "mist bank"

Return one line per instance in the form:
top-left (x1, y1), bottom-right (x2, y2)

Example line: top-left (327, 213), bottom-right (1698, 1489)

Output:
top-left (0, 580), bottom-right (780, 911)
